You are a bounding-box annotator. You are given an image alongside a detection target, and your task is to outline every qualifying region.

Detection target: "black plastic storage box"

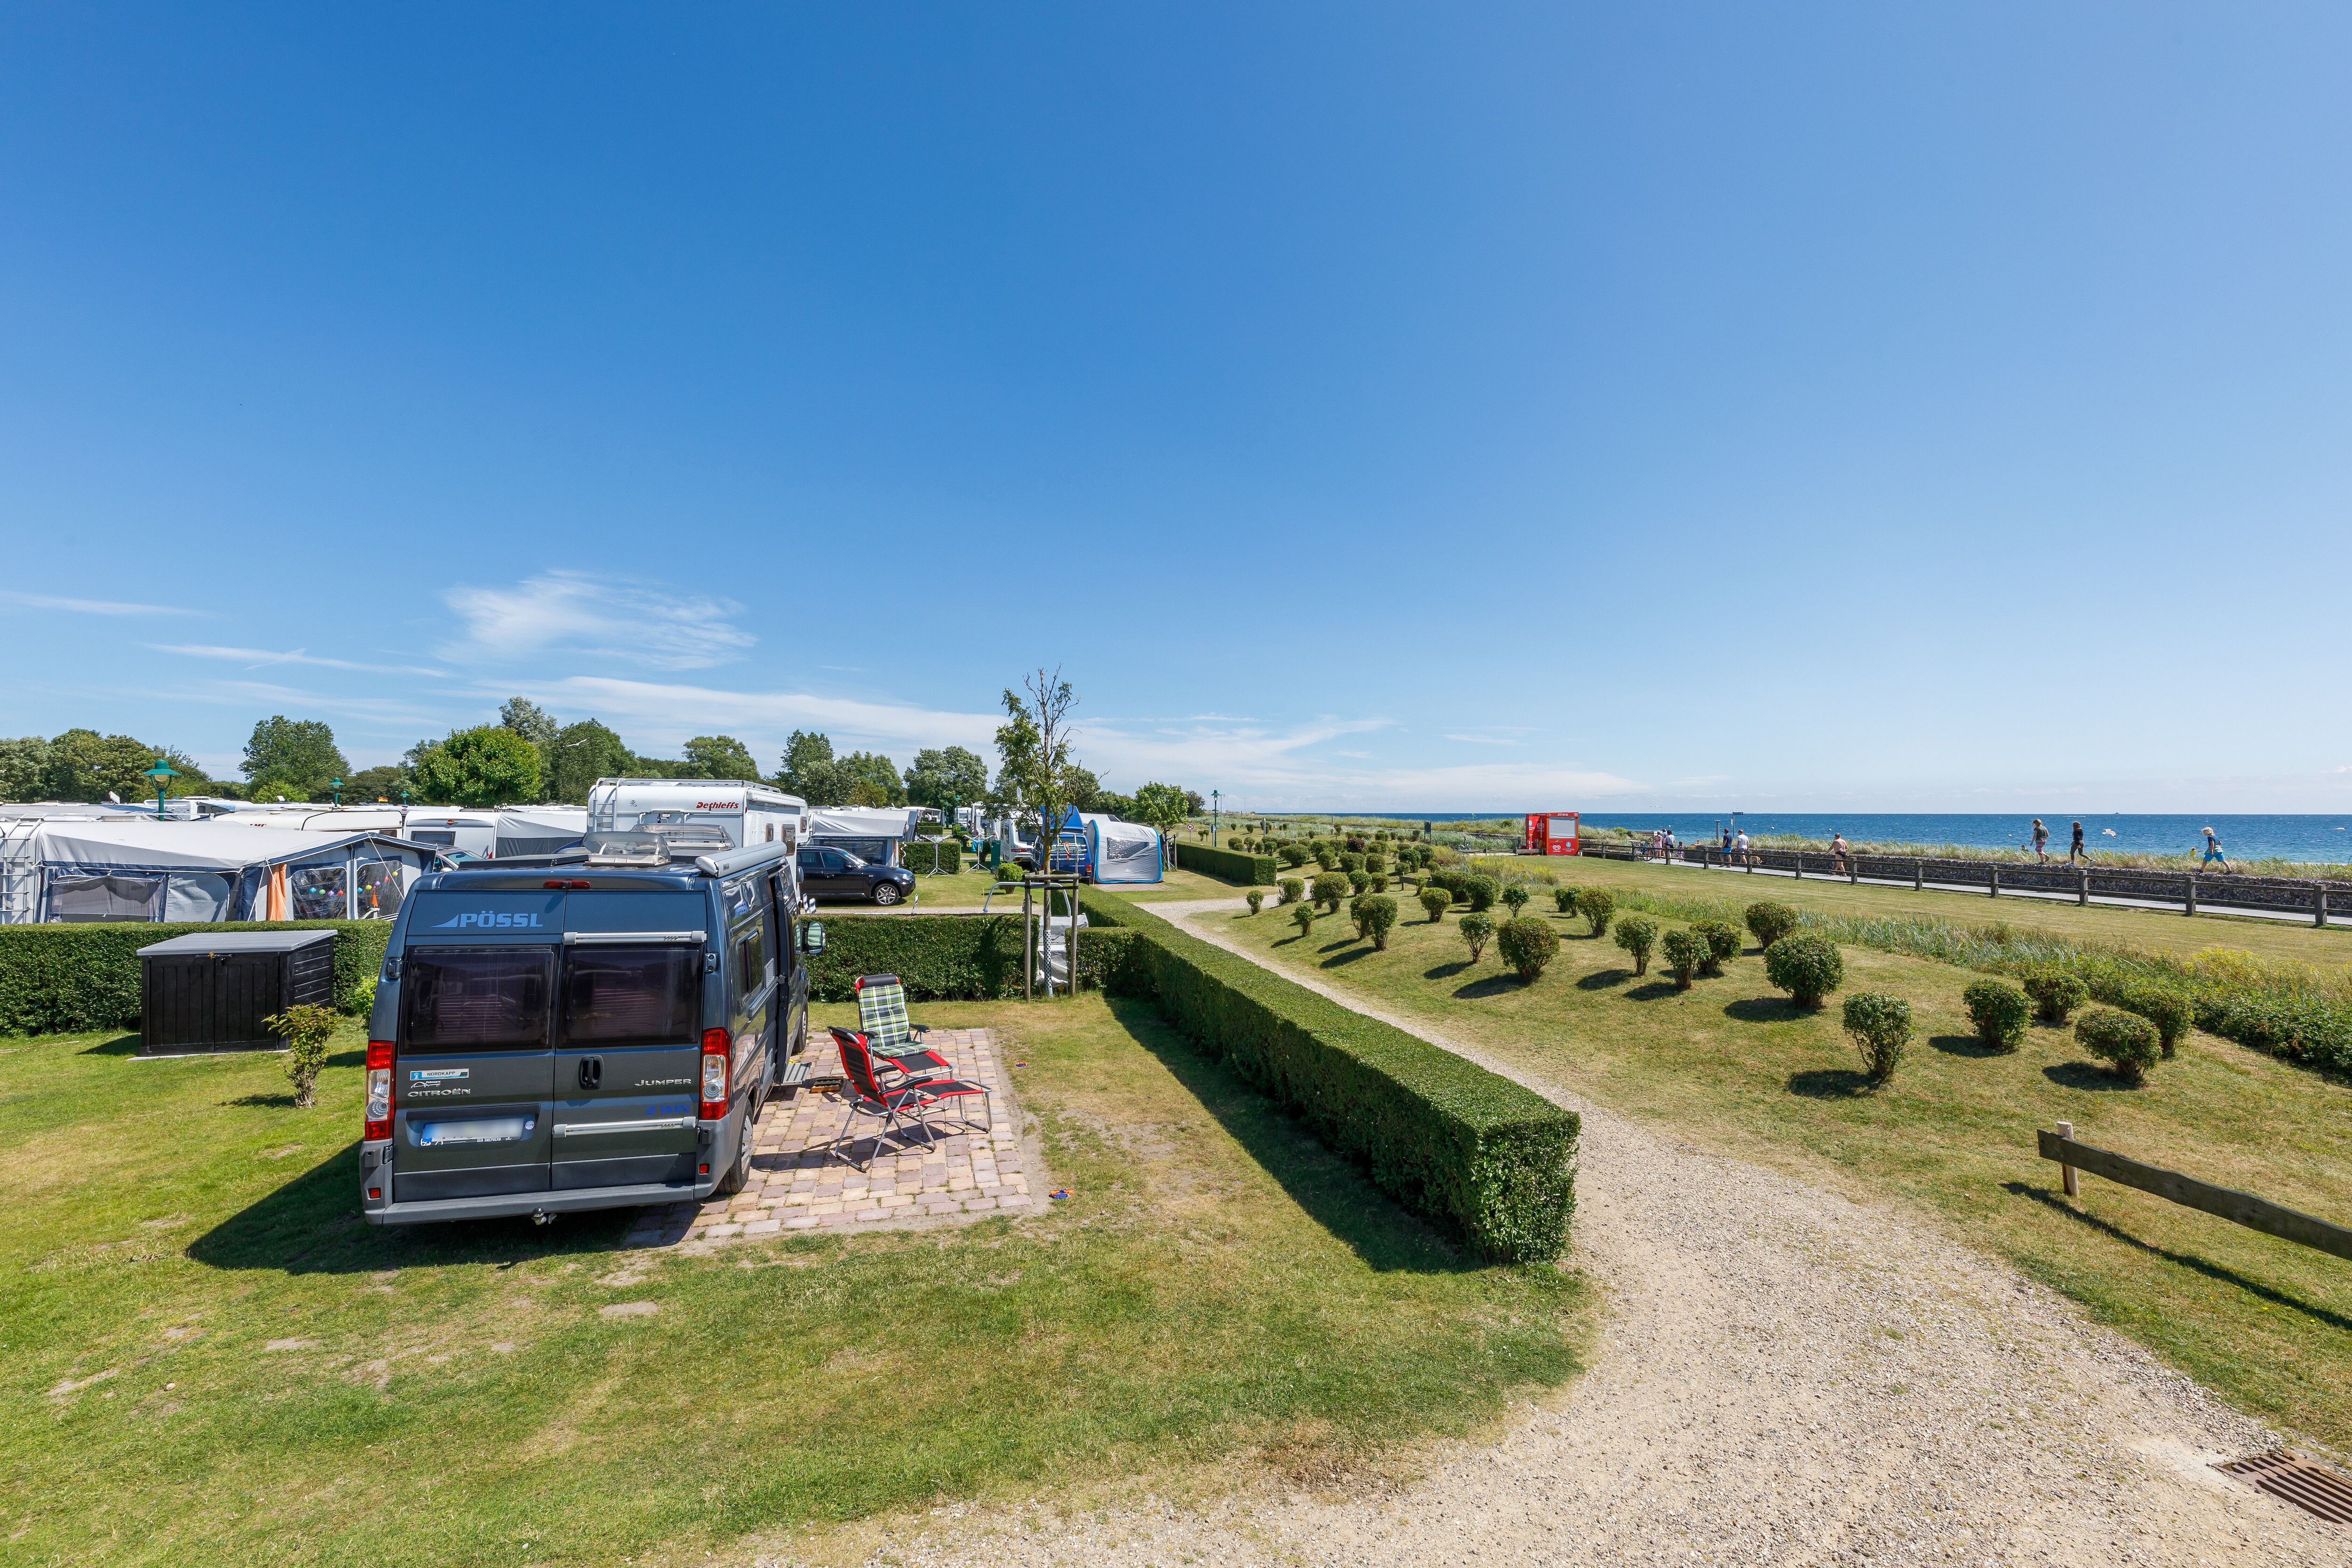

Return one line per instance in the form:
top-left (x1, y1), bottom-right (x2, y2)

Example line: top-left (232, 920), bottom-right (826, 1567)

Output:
top-left (135, 930), bottom-right (338, 1056)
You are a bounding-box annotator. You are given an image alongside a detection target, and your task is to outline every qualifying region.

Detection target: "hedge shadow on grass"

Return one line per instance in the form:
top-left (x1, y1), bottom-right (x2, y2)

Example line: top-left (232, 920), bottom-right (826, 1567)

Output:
top-left (2042, 1061), bottom-right (2140, 1092)
top-left (1788, 1067), bottom-right (1873, 1098)
top-left (2004, 1182), bottom-right (2352, 1334)
top-left (1107, 996), bottom-right (1472, 1276)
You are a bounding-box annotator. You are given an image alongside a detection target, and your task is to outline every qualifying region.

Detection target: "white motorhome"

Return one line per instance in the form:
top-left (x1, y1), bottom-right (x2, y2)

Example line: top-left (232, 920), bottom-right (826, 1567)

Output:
top-left (586, 778), bottom-right (805, 852)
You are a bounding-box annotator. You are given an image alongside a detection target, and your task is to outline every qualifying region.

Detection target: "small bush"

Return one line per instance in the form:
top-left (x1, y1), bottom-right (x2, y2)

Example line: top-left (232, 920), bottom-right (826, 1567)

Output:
top-left (1460, 910), bottom-right (1497, 963)
top-left (2076, 1006), bottom-right (2161, 1084)
top-left (1345, 871), bottom-right (1369, 897)
top-left (1962, 979), bottom-right (2029, 1053)
top-left (1374, 874), bottom-right (1393, 893)
top-left (2115, 979), bottom-right (2191, 1058)
top-left (1291, 904), bottom-right (1317, 939)
top-left (1500, 884), bottom-right (1530, 918)
top-left (1245, 890), bottom-right (1263, 915)
top-left (1763, 932), bottom-right (1843, 1008)
top-left (1552, 886), bottom-right (1578, 915)
top-left (1339, 852), bottom-right (1365, 874)
top-left (1464, 875), bottom-right (1500, 913)
top-left (1496, 917), bottom-right (1559, 982)
top-left (1660, 928), bottom-right (1701, 990)
top-left (1744, 900), bottom-right (1800, 947)
top-left (1842, 993), bottom-right (1913, 1084)
top-left (1357, 894), bottom-right (1400, 950)
top-left (2022, 964), bottom-right (2088, 1024)
top-left (1364, 853), bottom-right (1388, 877)
top-left (1313, 848), bottom-right (1337, 871)
top-left (1278, 843), bottom-right (1309, 868)
top-left (1311, 872), bottom-right (1350, 912)
top-left (1613, 915), bottom-right (1660, 976)
top-left (1578, 888), bottom-right (1616, 938)
top-left (1419, 886), bottom-right (1451, 923)
top-left (1277, 877), bottom-right (1304, 905)
top-left (264, 1003), bottom-right (341, 1108)
top-left (1692, 920), bottom-right (1741, 976)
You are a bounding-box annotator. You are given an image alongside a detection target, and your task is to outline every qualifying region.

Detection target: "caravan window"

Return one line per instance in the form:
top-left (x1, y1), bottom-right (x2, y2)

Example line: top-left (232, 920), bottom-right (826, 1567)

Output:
top-left (356, 860), bottom-right (406, 920)
top-left (291, 864), bottom-right (349, 920)
top-left (47, 872), bottom-right (164, 923)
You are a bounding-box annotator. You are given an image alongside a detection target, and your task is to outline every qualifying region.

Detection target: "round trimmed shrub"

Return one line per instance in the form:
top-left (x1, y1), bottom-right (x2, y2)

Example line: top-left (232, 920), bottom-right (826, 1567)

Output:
top-left (1339, 852), bottom-right (1365, 874)
top-left (1313, 847), bottom-right (1337, 871)
top-left (2116, 979), bottom-right (2192, 1058)
top-left (1357, 894), bottom-right (1400, 950)
top-left (1764, 932), bottom-right (1843, 1008)
top-left (1459, 910), bottom-right (1496, 962)
top-left (1501, 884), bottom-right (1531, 918)
top-left (1496, 916), bottom-right (1560, 982)
top-left (1279, 843), bottom-right (1309, 868)
top-left (1311, 872), bottom-right (1349, 912)
top-left (1660, 928), bottom-right (1702, 990)
top-left (1291, 903), bottom-right (1316, 938)
top-left (2076, 1006), bottom-right (2161, 1084)
top-left (1370, 874), bottom-right (1390, 893)
top-left (1245, 889), bottom-right (1263, 915)
top-left (2022, 964), bottom-right (2088, 1024)
top-left (1348, 871), bottom-right (1371, 896)
top-left (1464, 875), bottom-right (1500, 913)
top-left (1364, 853), bottom-right (1387, 877)
top-left (1693, 919), bottom-right (1742, 976)
top-left (1744, 900), bottom-right (1800, 948)
top-left (1277, 876), bottom-right (1304, 905)
top-left (1962, 979), bottom-right (2029, 1053)
top-left (1552, 885), bottom-right (1579, 915)
top-left (1578, 887), bottom-right (1616, 938)
top-left (1842, 993), bottom-right (1913, 1084)
top-left (1613, 914), bottom-right (1660, 976)
top-left (1419, 886), bottom-right (1451, 923)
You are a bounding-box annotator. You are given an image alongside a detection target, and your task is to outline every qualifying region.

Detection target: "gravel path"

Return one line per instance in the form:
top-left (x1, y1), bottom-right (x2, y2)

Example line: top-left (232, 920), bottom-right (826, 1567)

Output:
top-left (784, 897), bottom-right (2344, 1567)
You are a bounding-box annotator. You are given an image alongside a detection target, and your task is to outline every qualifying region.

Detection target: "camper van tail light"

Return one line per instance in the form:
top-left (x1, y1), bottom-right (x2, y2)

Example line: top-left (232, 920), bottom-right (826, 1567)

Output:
top-left (364, 1040), bottom-right (396, 1141)
top-left (699, 1028), bottom-right (730, 1119)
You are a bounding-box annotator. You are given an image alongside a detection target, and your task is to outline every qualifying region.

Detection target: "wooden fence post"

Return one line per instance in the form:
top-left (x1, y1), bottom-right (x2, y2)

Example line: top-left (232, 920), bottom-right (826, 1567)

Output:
top-left (1989, 867), bottom-right (2000, 899)
top-left (1792, 856), bottom-right (1802, 880)
top-left (2186, 876), bottom-right (2198, 917)
top-left (2317, 881), bottom-right (2329, 929)
top-left (2079, 868), bottom-right (2090, 907)
top-left (2057, 1120), bottom-right (2078, 1197)
top-left (1914, 859), bottom-right (1923, 891)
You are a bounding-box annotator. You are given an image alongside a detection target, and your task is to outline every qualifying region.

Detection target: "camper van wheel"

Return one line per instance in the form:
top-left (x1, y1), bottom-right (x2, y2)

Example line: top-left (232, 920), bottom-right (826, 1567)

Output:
top-left (870, 883), bottom-right (902, 906)
top-left (711, 1128), bottom-right (753, 1197)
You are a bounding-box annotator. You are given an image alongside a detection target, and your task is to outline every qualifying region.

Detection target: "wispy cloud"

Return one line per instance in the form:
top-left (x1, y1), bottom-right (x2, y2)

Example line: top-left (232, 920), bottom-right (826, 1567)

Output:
top-left (149, 644), bottom-right (451, 678)
top-left (2, 590), bottom-right (202, 617)
top-left (440, 573), bottom-right (756, 670)
top-left (512, 677), bottom-right (1001, 756)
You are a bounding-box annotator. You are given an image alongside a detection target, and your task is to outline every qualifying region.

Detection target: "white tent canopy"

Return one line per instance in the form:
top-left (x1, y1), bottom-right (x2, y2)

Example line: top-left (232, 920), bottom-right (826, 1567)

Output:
top-left (805, 807), bottom-right (921, 839)
top-left (1084, 815), bottom-right (1163, 883)
top-left (0, 818), bottom-right (437, 925)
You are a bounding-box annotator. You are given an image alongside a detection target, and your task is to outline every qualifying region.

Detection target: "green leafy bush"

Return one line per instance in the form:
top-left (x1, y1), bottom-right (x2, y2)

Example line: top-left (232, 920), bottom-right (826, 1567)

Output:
top-left (1464, 875), bottom-right (1500, 913)
top-left (2022, 964), bottom-right (2089, 1024)
top-left (263, 1003), bottom-right (341, 1107)
top-left (1500, 885), bottom-right (1530, 918)
top-left (1245, 890), bottom-right (1263, 915)
top-left (1763, 932), bottom-right (1843, 1008)
top-left (1495, 917), bottom-right (1559, 983)
top-left (1175, 842), bottom-right (1278, 886)
top-left (2076, 1006), bottom-right (2161, 1084)
top-left (1356, 895), bottom-right (1400, 950)
top-left (1081, 891), bottom-right (1578, 1262)
top-left (1962, 979), bottom-right (2030, 1053)
top-left (1278, 843), bottom-right (1310, 868)
top-left (1311, 872), bottom-right (1350, 912)
top-left (1339, 852), bottom-right (1365, 874)
top-left (807, 914), bottom-right (1137, 1001)
top-left (1552, 886), bottom-right (1578, 915)
top-left (1292, 903), bottom-right (1317, 938)
top-left (1277, 877), bottom-right (1305, 905)
top-left (1613, 914), bottom-right (1660, 976)
top-left (2114, 979), bottom-right (2192, 1058)
top-left (1578, 887), bottom-right (1616, 938)
top-left (1460, 910), bottom-right (1497, 963)
top-left (1348, 871), bottom-right (1371, 896)
top-left (1841, 993), bottom-right (1913, 1084)
top-left (1313, 847), bottom-right (1337, 871)
top-left (1370, 874), bottom-right (1390, 894)
top-left (1744, 900), bottom-right (1800, 947)
top-left (1419, 886), bottom-right (1451, 923)
top-left (1692, 919), bottom-right (1741, 976)
top-left (900, 837), bottom-right (963, 874)
top-left (0, 921), bottom-right (389, 1035)
top-left (1660, 928), bottom-right (1702, 989)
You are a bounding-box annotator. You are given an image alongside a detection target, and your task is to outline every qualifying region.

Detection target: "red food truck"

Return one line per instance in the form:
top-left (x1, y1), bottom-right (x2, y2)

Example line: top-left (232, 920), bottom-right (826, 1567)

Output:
top-left (1523, 812), bottom-right (1579, 855)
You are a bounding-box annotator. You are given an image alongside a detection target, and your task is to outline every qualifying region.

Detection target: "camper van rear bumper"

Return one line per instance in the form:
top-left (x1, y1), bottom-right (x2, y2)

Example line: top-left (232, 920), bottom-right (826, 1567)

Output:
top-left (366, 1178), bottom-right (716, 1226)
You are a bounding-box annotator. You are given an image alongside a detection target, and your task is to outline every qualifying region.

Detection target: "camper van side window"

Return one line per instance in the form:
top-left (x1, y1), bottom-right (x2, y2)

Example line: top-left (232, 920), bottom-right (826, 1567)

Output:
top-left (735, 934), bottom-right (763, 1003)
top-left (402, 949), bottom-right (552, 1052)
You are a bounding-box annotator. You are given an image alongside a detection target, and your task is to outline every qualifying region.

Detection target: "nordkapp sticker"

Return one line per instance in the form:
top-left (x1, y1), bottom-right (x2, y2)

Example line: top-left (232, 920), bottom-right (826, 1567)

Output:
top-left (431, 909), bottom-right (547, 929)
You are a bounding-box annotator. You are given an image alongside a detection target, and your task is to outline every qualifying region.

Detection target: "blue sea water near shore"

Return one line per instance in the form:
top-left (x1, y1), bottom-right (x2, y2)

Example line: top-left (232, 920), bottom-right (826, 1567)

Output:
top-left (1374, 812), bottom-right (2352, 866)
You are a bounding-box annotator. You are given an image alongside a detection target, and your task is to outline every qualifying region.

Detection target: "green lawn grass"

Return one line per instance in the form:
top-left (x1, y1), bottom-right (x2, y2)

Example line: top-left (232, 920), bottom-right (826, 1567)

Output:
top-left (1206, 874), bottom-right (2352, 1453)
top-left (0, 996), bottom-right (1587, 1566)
top-left (837, 863), bottom-right (1240, 911)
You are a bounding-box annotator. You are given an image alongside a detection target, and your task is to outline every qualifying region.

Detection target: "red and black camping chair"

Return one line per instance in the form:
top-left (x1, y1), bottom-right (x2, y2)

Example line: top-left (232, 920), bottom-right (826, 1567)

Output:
top-left (826, 1027), bottom-right (993, 1170)
top-left (852, 973), bottom-right (954, 1082)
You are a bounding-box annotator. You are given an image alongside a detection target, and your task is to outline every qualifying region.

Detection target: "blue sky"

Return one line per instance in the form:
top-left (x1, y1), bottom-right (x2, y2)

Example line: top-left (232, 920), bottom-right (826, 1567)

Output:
top-left (5, 5), bottom-right (2350, 812)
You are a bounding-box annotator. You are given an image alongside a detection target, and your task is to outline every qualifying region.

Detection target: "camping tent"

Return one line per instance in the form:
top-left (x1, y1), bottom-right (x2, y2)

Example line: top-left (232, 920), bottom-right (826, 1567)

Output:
top-left (0, 818), bottom-right (438, 926)
top-left (806, 806), bottom-right (920, 867)
top-left (1086, 816), bottom-right (1163, 883)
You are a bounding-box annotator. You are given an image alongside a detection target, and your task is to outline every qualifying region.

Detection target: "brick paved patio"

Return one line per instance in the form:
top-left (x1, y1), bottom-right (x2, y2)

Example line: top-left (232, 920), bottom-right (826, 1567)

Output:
top-left (624, 1026), bottom-right (1031, 1248)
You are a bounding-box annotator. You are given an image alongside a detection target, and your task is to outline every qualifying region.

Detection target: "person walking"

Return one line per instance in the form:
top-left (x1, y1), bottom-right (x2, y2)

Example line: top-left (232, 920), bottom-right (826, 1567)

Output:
top-left (2031, 819), bottom-right (2050, 863)
top-left (1735, 828), bottom-right (1753, 867)
top-left (2068, 821), bottom-right (2088, 865)
top-left (2199, 827), bottom-right (2232, 872)
top-left (1830, 832), bottom-right (1850, 875)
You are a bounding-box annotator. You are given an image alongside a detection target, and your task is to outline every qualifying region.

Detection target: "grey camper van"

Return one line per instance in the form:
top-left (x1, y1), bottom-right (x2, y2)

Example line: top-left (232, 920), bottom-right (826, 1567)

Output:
top-left (359, 836), bottom-right (814, 1225)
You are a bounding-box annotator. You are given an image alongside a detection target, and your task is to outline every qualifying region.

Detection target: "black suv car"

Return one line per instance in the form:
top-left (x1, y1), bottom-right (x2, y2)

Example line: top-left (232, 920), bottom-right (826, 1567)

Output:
top-left (796, 844), bottom-right (917, 905)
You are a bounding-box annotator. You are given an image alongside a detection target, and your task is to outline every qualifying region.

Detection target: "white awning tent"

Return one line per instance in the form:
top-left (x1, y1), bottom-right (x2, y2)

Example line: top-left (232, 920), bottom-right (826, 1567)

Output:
top-left (0, 818), bottom-right (438, 926)
top-left (226, 804), bottom-right (589, 859)
top-left (806, 806), bottom-right (920, 866)
top-left (1086, 815), bottom-right (1163, 883)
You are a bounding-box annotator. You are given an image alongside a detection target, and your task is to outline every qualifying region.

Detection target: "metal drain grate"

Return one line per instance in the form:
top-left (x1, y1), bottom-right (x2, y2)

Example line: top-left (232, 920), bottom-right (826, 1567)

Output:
top-left (2214, 1450), bottom-right (2352, 1524)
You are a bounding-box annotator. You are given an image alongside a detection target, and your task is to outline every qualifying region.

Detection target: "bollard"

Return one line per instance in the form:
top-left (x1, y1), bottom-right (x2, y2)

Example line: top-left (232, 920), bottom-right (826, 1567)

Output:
top-left (2056, 1120), bottom-right (2078, 1197)
top-left (1914, 859), bottom-right (1923, 891)
top-left (2078, 868), bottom-right (2090, 907)
top-left (1793, 856), bottom-right (1803, 880)
top-left (1848, 858), bottom-right (1858, 885)
top-left (2185, 876), bottom-right (2197, 917)
top-left (2317, 881), bottom-right (2330, 930)
top-left (1989, 866), bottom-right (2000, 899)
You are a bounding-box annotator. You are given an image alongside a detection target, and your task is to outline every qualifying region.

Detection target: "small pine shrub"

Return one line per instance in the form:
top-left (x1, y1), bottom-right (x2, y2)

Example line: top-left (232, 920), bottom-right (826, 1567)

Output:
top-left (1277, 877), bottom-right (1305, 905)
top-left (2115, 979), bottom-right (2191, 1058)
top-left (1692, 920), bottom-right (1741, 976)
top-left (1279, 843), bottom-right (1310, 868)
top-left (1339, 852), bottom-right (1365, 874)
top-left (1613, 915), bottom-right (1660, 976)
top-left (1763, 932), bottom-right (1843, 1008)
top-left (1579, 887), bottom-right (1616, 939)
top-left (1496, 917), bottom-right (1559, 982)
top-left (1500, 884), bottom-right (1530, 918)
top-left (1370, 874), bottom-right (1390, 893)
top-left (1364, 853), bottom-right (1387, 877)
top-left (1291, 904), bottom-right (1317, 938)
top-left (1464, 875), bottom-right (1500, 913)
top-left (1459, 910), bottom-right (1496, 962)
top-left (1660, 928), bottom-right (1702, 990)
top-left (2076, 1006), bottom-right (2161, 1084)
top-left (1245, 890), bottom-right (1264, 915)
top-left (1311, 872), bottom-right (1349, 912)
top-left (1552, 886), bottom-right (1578, 915)
top-left (1348, 871), bottom-right (1371, 896)
top-left (1842, 993), bottom-right (1913, 1084)
top-left (1314, 848), bottom-right (1337, 871)
top-left (264, 1003), bottom-right (341, 1108)
top-left (1357, 894), bottom-right (1399, 950)
top-left (2022, 964), bottom-right (2088, 1024)
top-left (1419, 886), bottom-right (1451, 923)
top-left (1962, 979), bottom-right (2029, 1053)
top-left (1744, 900), bottom-right (1800, 947)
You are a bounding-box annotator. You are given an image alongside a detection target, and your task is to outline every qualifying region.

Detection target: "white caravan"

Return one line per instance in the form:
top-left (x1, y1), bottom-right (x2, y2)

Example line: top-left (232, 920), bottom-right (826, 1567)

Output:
top-left (586, 779), bottom-right (806, 852)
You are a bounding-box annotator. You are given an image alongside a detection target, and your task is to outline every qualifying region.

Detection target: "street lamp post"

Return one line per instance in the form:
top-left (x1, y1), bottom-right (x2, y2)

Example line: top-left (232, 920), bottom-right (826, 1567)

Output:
top-left (1211, 789), bottom-right (1220, 847)
top-left (329, 778), bottom-right (343, 807)
top-left (141, 759), bottom-right (179, 820)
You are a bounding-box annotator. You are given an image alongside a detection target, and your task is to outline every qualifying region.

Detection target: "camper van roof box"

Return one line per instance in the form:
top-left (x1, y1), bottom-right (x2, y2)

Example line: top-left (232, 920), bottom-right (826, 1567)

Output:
top-left (580, 827), bottom-right (738, 865)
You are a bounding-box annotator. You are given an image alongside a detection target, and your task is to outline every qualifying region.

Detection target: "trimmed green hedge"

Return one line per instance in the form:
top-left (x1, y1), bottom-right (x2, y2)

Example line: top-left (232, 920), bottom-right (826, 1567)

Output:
top-left (806, 914), bottom-right (1138, 1003)
top-left (1173, 842), bottom-right (1278, 886)
top-left (898, 837), bottom-right (964, 875)
top-left (1080, 891), bottom-right (1577, 1262)
top-left (0, 922), bottom-right (392, 1036)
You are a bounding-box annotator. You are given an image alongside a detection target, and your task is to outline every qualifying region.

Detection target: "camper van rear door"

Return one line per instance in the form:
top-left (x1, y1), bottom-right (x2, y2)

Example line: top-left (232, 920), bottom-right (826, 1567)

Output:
top-left (552, 942), bottom-right (704, 1190)
top-left (393, 946), bottom-right (556, 1202)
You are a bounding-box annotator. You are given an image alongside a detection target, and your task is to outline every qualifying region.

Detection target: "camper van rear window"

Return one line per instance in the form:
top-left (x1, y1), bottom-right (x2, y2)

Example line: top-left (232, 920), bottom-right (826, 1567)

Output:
top-left (401, 949), bottom-right (553, 1052)
top-left (561, 947), bottom-right (700, 1047)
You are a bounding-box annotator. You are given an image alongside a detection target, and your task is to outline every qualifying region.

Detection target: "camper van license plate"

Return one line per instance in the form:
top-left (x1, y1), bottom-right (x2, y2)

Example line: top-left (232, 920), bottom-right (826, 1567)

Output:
top-left (413, 1116), bottom-right (535, 1147)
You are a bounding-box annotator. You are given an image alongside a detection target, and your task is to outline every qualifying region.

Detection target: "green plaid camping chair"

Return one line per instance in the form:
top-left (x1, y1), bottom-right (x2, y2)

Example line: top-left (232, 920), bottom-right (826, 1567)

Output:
top-left (853, 973), bottom-right (989, 1132)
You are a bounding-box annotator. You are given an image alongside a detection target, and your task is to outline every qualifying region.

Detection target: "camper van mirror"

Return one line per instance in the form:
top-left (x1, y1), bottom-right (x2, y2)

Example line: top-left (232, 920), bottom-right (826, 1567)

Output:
top-left (801, 922), bottom-right (826, 955)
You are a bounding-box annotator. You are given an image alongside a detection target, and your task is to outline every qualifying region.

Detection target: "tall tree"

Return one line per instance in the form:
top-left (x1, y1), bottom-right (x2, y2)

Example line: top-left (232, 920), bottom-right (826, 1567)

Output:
top-left (1131, 781), bottom-right (1191, 836)
top-left (344, 764), bottom-right (410, 803)
top-left (0, 736), bottom-right (51, 803)
top-left (995, 667), bottom-right (1080, 840)
top-left (411, 725), bottom-right (542, 806)
top-left (903, 746), bottom-right (989, 812)
top-left (498, 696), bottom-right (560, 747)
top-left (683, 734), bottom-right (763, 780)
top-left (46, 729), bottom-right (199, 804)
top-left (544, 719), bottom-right (632, 804)
top-left (776, 730), bottom-right (848, 806)
top-left (242, 716), bottom-right (347, 797)
top-left (837, 750), bottom-right (906, 806)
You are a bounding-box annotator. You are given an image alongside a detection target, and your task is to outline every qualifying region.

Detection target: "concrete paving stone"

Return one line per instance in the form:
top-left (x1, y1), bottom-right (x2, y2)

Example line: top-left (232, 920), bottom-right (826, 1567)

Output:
top-left (706, 1222), bottom-right (743, 1238)
top-left (963, 1197), bottom-right (997, 1212)
top-left (744, 1218), bottom-right (781, 1235)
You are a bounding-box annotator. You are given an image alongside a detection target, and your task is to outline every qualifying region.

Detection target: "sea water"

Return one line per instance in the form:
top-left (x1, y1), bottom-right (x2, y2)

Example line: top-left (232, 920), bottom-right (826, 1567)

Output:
top-left (1384, 812), bottom-right (2352, 865)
